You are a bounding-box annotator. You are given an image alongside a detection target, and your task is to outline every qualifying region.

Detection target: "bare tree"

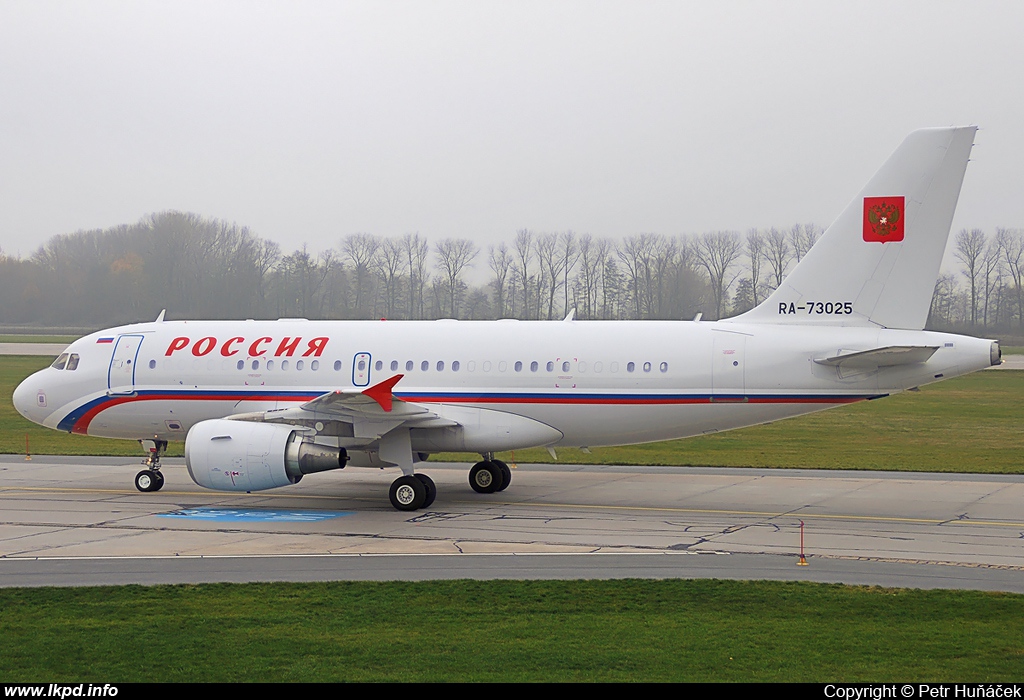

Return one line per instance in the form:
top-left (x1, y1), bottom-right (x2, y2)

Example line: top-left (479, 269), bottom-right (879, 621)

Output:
top-left (995, 228), bottom-right (1024, 329)
top-left (435, 238), bottom-right (478, 317)
top-left (488, 243), bottom-right (512, 318)
top-left (342, 233), bottom-right (381, 317)
top-left (745, 229), bottom-right (765, 306)
top-left (403, 233), bottom-right (429, 319)
top-left (763, 227), bottom-right (790, 290)
top-left (954, 228), bottom-right (986, 326)
top-left (376, 237), bottom-right (405, 319)
top-left (695, 231), bottom-right (743, 319)
top-left (513, 229), bottom-right (535, 319)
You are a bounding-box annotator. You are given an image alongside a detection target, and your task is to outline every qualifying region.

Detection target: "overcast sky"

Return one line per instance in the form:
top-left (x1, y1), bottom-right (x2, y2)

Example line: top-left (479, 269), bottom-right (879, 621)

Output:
top-left (1, 1), bottom-right (1022, 268)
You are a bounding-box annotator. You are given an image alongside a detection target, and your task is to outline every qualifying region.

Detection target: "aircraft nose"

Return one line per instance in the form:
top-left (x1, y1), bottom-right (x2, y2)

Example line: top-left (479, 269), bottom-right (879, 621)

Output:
top-left (12, 372), bottom-right (45, 424)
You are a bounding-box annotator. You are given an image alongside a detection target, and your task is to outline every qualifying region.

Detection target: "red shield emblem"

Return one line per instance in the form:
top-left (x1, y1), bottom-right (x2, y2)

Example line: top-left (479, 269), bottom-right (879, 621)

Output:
top-left (863, 196), bottom-right (905, 243)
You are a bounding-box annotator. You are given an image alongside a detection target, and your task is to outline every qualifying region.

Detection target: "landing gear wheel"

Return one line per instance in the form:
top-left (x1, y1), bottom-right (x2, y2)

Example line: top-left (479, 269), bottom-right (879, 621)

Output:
top-left (415, 473), bottom-right (437, 508)
top-left (492, 459), bottom-right (512, 492)
top-left (135, 469), bottom-right (160, 493)
top-left (469, 461), bottom-right (501, 494)
top-left (389, 475), bottom-right (426, 511)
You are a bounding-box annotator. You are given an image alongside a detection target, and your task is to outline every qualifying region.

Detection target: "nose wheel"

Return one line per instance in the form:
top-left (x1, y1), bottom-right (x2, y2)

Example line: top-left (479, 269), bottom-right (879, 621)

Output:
top-left (135, 438), bottom-right (168, 492)
top-left (135, 469), bottom-right (164, 492)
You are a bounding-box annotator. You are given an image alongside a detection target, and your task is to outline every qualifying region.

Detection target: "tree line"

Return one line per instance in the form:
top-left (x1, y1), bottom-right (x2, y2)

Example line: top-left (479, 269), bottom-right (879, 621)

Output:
top-left (0, 211), bottom-right (1021, 334)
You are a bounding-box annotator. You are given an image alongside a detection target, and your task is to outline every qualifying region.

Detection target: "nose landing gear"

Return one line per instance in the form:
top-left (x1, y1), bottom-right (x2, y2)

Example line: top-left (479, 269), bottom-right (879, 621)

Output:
top-left (135, 438), bottom-right (168, 492)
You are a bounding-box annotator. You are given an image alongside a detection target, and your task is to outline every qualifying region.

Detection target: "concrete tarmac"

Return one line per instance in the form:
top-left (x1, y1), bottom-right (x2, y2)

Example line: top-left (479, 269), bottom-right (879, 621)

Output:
top-left (1, 456), bottom-right (1021, 591)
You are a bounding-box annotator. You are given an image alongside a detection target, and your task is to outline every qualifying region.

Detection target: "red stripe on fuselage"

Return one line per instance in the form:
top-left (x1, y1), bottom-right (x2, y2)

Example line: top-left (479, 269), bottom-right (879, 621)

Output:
top-left (68, 392), bottom-right (870, 435)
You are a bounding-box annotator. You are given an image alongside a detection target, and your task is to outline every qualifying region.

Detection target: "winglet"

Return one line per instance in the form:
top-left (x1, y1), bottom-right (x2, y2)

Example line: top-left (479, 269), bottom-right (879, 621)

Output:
top-left (361, 374), bottom-right (404, 412)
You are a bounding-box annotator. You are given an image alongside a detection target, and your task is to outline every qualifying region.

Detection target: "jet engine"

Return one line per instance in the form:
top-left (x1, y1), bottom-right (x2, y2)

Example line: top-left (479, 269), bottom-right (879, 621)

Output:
top-left (185, 419), bottom-right (347, 492)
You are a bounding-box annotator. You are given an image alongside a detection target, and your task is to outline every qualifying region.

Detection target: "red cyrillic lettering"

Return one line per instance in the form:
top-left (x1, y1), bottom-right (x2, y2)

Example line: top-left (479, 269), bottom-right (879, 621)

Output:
top-left (192, 337), bottom-right (216, 356)
top-left (249, 337), bottom-right (272, 357)
top-left (275, 337), bottom-right (301, 357)
top-left (302, 337), bottom-right (328, 357)
top-left (165, 337), bottom-right (189, 356)
top-left (221, 337), bottom-right (244, 356)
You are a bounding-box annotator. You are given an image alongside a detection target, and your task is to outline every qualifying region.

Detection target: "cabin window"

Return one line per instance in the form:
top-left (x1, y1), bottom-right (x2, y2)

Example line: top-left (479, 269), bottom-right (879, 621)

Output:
top-left (627, 362), bottom-right (635, 372)
top-left (498, 361), bottom-right (507, 372)
top-left (643, 362), bottom-right (651, 373)
top-left (357, 359), bottom-right (366, 371)
top-left (66, 354), bottom-right (80, 371)
top-left (660, 362), bottom-right (668, 373)
top-left (437, 361), bottom-right (445, 371)
top-left (311, 360), bottom-right (319, 371)
top-left (514, 361), bottom-right (523, 372)
top-left (610, 362), bottom-right (619, 373)
top-left (281, 360), bottom-right (289, 370)
top-left (334, 360), bottom-right (342, 371)
top-left (375, 360), bottom-right (383, 371)
top-left (391, 360), bottom-right (399, 371)
top-left (252, 360), bottom-right (260, 370)
top-left (452, 361), bottom-right (460, 372)
top-left (482, 361), bottom-right (491, 372)
top-left (546, 361), bottom-right (554, 372)
top-left (406, 360), bottom-right (414, 371)
top-left (51, 353), bottom-right (69, 370)
top-left (296, 360), bottom-right (305, 370)
top-left (421, 360), bottom-right (429, 372)
top-left (467, 360), bottom-right (475, 372)
top-left (237, 360), bottom-right (244, 370)
top-left (562, 361), bottom-right (570, 372)
top-left (149, 359), bottom-right (156, 369)
top-left (267, 360), bottom-right (275, 370)
top-left (530, 361), bottom-right (538, 372)
top-left (594, 361), bottom-right (603, 373)
top-left (578, 361), bottom-right (586, 373)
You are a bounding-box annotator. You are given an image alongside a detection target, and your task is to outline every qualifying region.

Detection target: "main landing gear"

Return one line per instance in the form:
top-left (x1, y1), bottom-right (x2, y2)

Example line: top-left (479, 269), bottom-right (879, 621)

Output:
top-left (389, 473), bottom-right (436, 511)
top-left (135, 438), bottom-right (167, 493)
top-left (469, 457), bottom-right (512, 494)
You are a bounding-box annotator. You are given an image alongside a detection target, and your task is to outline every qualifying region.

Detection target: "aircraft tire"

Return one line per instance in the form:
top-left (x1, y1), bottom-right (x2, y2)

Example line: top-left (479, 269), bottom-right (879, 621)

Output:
top-left (135, 470), bottom-right (158, 493)
top-left (151, 471), bottom-right (165, 491)
top-left (390, 475), bottom-right (426, 511)
top-left (492, 460), bottom-right (512, 492)
top-left (469, 461), bottom-right (501, 494)
top-left (415, 473), bottom-right (436, 508)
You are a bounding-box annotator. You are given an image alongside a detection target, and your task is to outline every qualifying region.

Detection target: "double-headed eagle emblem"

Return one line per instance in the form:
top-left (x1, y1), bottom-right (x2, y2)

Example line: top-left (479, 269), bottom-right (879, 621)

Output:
top-left (866, 200), bottom-right (901, 238)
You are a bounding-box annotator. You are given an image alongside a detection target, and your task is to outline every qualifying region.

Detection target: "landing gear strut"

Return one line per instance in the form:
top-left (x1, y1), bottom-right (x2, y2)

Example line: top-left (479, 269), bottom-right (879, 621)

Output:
top-left (135, 438), bottom-right (167, 493)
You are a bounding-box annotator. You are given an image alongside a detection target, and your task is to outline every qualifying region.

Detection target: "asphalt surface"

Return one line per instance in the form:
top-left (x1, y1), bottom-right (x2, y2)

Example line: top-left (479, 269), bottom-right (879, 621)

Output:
top-left (1, 457), bottom-right (1021, 591)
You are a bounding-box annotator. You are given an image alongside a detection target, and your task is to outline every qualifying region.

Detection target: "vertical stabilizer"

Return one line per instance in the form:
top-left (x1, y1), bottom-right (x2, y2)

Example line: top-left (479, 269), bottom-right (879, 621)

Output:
top-left (730, 127), bottom-right (976, 330)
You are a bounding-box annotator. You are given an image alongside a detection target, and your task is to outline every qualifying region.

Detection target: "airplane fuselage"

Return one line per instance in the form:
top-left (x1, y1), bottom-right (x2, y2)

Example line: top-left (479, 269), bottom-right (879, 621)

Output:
top-left (15, 318), bottom-right (997, 451)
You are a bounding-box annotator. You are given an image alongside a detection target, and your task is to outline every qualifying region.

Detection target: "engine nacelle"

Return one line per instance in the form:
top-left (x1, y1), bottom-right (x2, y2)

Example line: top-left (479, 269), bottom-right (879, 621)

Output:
top-left (185, 419), bottom-right (347, 492)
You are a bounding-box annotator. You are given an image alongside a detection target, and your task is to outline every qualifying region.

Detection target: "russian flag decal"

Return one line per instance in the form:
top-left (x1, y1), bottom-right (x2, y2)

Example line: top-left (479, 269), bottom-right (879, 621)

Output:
top-left (96, 337), bottom-right (114, 344)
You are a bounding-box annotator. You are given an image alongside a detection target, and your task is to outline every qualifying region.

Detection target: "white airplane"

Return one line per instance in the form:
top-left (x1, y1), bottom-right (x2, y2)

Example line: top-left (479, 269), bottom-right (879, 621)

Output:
top-left (13, 127), bottom-right (1000, 511)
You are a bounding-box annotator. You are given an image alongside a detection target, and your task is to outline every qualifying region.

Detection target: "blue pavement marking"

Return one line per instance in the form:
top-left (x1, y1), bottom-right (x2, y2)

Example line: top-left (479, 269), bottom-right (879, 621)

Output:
top-left (159, 508), bottom-right (353, 522)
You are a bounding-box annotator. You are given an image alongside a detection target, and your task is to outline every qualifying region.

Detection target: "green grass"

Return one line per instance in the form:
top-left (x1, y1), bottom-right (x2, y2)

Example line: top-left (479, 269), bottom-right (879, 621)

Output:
top-left (1, 579), bottom-right (1021, 682)
top-left (0, 335), bottom-right (78, 344)
top-left (1003, 345), bottom-right (1024, 355)
top-left (2, 355), bottom-right (1021, 470)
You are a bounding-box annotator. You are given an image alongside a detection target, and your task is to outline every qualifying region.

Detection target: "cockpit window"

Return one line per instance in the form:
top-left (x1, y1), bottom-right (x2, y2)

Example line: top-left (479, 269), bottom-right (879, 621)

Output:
top-left (66, 354), bottom-right (80, 371)
top-left (51, 353), bottom-right (69, 370)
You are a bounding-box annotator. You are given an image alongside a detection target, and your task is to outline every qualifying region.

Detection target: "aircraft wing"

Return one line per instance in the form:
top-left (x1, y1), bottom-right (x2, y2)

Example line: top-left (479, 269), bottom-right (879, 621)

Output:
top-left (814, 345), bottom-right (939, 369)
top-left (227, 374), bottom-right (458, 440)
top-left (300, 374), bottom-right (441, 420)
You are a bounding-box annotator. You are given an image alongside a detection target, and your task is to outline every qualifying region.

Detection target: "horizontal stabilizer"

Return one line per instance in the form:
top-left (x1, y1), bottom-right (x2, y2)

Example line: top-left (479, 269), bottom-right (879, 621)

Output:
top-left (814, 345), bottom-right (938, 369)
